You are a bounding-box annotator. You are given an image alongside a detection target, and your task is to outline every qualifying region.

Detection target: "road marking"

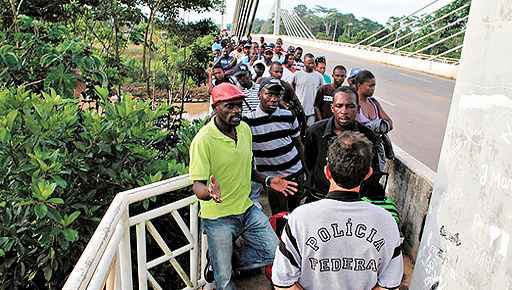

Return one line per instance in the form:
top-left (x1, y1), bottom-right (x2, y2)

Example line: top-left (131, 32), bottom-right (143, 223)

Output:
top-left (374, 96), bottom-right (396, 107)
top-left (399, 72), bottom-right (433, 83)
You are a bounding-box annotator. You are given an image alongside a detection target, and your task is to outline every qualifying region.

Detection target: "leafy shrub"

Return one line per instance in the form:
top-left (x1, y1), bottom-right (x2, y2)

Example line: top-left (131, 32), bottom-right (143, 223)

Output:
top-left (0, 86), bottom-right (191, 289)
top-left (0, 16), bottom-right (108, 99)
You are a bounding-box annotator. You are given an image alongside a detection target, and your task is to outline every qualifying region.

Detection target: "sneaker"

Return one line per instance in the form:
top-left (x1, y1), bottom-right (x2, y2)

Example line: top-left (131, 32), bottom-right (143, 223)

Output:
top-left (204, 250), bottom-right (215, 283)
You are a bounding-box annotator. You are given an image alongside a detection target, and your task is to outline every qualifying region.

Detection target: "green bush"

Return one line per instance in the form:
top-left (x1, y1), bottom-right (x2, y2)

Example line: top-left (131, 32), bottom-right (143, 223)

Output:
top-left (0, 86), bottom-right (191, 289)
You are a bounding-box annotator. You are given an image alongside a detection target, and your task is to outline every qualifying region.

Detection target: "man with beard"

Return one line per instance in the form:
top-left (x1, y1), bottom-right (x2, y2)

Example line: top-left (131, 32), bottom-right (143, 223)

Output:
top-left (189, 83), bottom-right (298, 290)
top-left (304, 86), bottom-right (380, 200)
top-left (314, 65), bottom-right (347, 121)
top-left (243, 79), bottom-right (306, 214)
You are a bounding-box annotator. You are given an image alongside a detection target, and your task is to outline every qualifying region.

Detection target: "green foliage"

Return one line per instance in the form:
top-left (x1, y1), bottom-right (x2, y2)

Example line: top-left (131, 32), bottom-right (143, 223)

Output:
top-left (0, 86), bottom-right (192, 288)
top-left (0, 16), bottom-right (108, 98)
top-left (154, 32), bottom-right (214, 92)
top-left (168, 118), bottom-right (205, 164)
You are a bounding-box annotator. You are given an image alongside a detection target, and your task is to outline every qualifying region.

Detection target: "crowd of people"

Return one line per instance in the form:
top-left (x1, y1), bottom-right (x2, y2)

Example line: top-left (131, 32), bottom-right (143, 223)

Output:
top-left (189, 33), bottom-right (401, 290)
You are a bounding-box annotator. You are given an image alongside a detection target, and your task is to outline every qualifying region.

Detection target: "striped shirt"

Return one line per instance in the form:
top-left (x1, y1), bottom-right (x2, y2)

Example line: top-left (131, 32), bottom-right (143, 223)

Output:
top-left (240, 82), bottom-right (260, 117)
top-left (243, 107), bottom-right (303, 177)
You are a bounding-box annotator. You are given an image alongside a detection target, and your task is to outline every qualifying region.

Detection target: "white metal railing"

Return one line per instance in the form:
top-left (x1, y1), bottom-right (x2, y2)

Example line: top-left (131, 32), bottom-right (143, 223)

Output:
top-left (264, 34), bottom-right (460, 64)
top-left (63, 174), bottom-right (208, 290)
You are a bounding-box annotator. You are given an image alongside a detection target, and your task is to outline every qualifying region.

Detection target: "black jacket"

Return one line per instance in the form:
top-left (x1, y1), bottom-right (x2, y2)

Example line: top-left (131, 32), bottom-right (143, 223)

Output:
top-left (304, 117), bottom-right (380, 195)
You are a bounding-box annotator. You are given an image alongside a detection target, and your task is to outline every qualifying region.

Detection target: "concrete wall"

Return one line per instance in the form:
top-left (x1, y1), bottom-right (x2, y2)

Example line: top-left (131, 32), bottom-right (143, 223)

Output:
top-left (385, 144), bottom-right (435, 263)
top-left (256, 34), bottom-right (458, 79)
top-left (410, 0), bottom-right (512, 289)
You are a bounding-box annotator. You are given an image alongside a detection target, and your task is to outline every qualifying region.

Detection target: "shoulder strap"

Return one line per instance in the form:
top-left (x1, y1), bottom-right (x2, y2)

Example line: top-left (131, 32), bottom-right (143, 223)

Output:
top-left (368, 97), bottom-right (381, 117)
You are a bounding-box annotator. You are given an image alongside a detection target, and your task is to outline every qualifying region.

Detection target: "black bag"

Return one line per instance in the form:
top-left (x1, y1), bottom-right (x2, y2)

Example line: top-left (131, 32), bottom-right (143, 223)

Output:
top-left (382, 133), bottom-right (395, 159)
top-left (370, 97), bottom-right (395, 160)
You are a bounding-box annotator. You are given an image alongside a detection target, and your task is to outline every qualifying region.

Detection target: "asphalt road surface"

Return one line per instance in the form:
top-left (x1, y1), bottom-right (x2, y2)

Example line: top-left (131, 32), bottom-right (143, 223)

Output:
top-left (266, 37), bottom-right (455, 171)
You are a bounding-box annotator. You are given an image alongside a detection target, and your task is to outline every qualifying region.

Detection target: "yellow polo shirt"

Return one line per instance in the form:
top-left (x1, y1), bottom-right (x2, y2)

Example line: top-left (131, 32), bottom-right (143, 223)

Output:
top-left (189, 119), bottom-right (253, 219)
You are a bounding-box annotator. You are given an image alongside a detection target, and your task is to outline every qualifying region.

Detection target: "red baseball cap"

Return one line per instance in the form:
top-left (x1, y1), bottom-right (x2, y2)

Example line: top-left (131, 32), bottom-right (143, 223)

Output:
top-left (211, 83), bottom-right (245, 105)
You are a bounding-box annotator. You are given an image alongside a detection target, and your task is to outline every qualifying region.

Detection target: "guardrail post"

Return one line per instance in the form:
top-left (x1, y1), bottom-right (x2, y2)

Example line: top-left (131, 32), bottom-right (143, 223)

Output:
top-left (119, 210), bottom-right (133, 290)
top-left (189, 201), bottom-right (199, 287)
top-left (136, 222), bottom-right (148, 290)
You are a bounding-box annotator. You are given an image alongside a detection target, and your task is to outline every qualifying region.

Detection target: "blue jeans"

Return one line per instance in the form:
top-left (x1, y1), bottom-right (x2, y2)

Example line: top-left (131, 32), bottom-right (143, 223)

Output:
top-left (250, 182), bottom-right (263, 209)
top-left (202, 205), bottom-right (278, 290)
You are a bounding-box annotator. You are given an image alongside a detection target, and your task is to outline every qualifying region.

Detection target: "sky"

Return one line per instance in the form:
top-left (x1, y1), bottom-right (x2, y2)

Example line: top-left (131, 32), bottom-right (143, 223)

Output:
top-left (184, 0), bottom-right (454, 27)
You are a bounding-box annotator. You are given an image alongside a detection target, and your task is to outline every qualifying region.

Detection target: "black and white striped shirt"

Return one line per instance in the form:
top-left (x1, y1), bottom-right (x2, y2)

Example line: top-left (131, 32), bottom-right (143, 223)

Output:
top-left (241, 82), bottom-right (260, 116)
top-left (243, 106), bottom-right (303, 177)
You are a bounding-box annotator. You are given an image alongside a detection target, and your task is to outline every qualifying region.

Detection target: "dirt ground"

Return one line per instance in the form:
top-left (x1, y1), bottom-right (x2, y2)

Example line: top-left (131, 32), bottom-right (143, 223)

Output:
top-left (184, 102), bottom-right (209, 114)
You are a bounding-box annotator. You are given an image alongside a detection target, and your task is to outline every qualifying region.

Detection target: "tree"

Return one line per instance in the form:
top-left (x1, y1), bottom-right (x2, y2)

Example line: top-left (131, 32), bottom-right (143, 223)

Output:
top-left (138, 0), bottom-right (221, 98)
top-left (293, 4), bottom-right (309, 17)
top-left (314, 5), bottom-right (338, 36)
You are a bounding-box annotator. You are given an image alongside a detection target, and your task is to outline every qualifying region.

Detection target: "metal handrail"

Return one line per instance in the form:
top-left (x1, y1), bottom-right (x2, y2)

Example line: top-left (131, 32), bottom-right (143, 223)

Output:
top-left (63, 175), bottom-right (205, 290)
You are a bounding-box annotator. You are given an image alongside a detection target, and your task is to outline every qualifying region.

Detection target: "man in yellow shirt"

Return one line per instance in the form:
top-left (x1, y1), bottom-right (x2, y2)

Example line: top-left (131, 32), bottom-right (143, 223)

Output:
top-left (189, 83), bottom-right (297, 290)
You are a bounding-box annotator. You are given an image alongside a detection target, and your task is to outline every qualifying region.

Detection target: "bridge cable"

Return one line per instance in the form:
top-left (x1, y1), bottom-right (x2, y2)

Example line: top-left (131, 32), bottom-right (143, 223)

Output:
top-left (237, 0), bottom-right (249, 38)
top-left (246, 0), bottom-right (261, 36)
top-left (390, 15), bottom-right (468, 54)
top-left (356, 0), bottom-right (443, 45)
top-left (283, 9), bottom-right (302, 38)
top-left (376, 2), bottom-right (470, 51)
top-left (292, 11), bottom-right (315, 39)
top-left (232, 0), bottom-right (242, 36)
top-left (280, 9), bottom-right (294, 37)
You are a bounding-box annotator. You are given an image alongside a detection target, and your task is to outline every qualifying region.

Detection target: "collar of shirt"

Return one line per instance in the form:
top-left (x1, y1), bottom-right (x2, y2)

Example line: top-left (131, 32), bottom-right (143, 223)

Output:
top-left (255, 104), bottom-right (280, 116)
top-left (322, 117), bottom-right (359, 139)
top-left (325, 190), bottom-right (362, 202)
top-left (208, 118), bottom-right (241, 141)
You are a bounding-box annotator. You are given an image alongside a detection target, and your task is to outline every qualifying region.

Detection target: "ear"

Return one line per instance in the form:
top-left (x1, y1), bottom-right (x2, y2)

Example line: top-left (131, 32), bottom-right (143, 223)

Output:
top-left (363, 166), bottom-right (373, 181)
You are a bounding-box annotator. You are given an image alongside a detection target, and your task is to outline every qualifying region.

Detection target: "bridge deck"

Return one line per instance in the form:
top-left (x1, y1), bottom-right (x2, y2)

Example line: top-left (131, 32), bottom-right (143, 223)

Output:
top-left (263, 35), bottom-right (455, 170)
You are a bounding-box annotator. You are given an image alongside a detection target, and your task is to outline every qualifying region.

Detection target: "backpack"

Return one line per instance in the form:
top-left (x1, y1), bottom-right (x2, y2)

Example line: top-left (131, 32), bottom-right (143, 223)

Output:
top-left (264, 211), bottom-right (289, 281)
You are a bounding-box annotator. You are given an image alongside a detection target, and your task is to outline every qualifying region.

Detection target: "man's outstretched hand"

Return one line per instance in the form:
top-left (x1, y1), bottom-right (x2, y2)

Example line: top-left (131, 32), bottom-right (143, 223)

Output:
top-left (208, 175), bottom-right (222, 203)
top-left (270, 176), bottom-right (298, 197)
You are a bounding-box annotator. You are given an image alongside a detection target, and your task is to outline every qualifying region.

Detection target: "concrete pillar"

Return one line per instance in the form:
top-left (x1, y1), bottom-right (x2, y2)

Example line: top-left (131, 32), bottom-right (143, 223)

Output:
top-left (411, 0), bottom-right (512, 289)
top-left (273, 0), bottom-right (280, 35)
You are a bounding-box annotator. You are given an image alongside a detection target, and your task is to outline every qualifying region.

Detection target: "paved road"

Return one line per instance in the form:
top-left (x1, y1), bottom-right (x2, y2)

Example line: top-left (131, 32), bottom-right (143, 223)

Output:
top-left (266, 37), bottom-right (455, 170)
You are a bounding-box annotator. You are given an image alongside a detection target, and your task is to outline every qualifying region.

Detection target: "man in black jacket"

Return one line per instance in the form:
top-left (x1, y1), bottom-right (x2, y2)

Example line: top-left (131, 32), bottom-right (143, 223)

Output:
top-left (304, 86), bottom-right (380, 200)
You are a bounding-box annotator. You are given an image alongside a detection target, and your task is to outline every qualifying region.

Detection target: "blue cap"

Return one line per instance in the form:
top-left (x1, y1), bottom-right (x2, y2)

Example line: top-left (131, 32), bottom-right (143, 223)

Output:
top-left (348, 67), bottom-right (361, 79)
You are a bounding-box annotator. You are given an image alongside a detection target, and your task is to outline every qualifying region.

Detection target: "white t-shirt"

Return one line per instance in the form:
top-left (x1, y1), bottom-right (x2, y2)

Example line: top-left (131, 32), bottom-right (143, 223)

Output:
top-left (282, 67), bottom-right (295, 85)
top-left (272, 196), bottom-right (403, 290)
top-left (293, 70), bottom-right (323, 116)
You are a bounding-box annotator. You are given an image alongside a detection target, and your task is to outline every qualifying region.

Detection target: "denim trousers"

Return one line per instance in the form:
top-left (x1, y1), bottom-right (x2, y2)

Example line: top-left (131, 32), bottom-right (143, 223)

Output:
top-left (202, 205), bottom-right (278, 290)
